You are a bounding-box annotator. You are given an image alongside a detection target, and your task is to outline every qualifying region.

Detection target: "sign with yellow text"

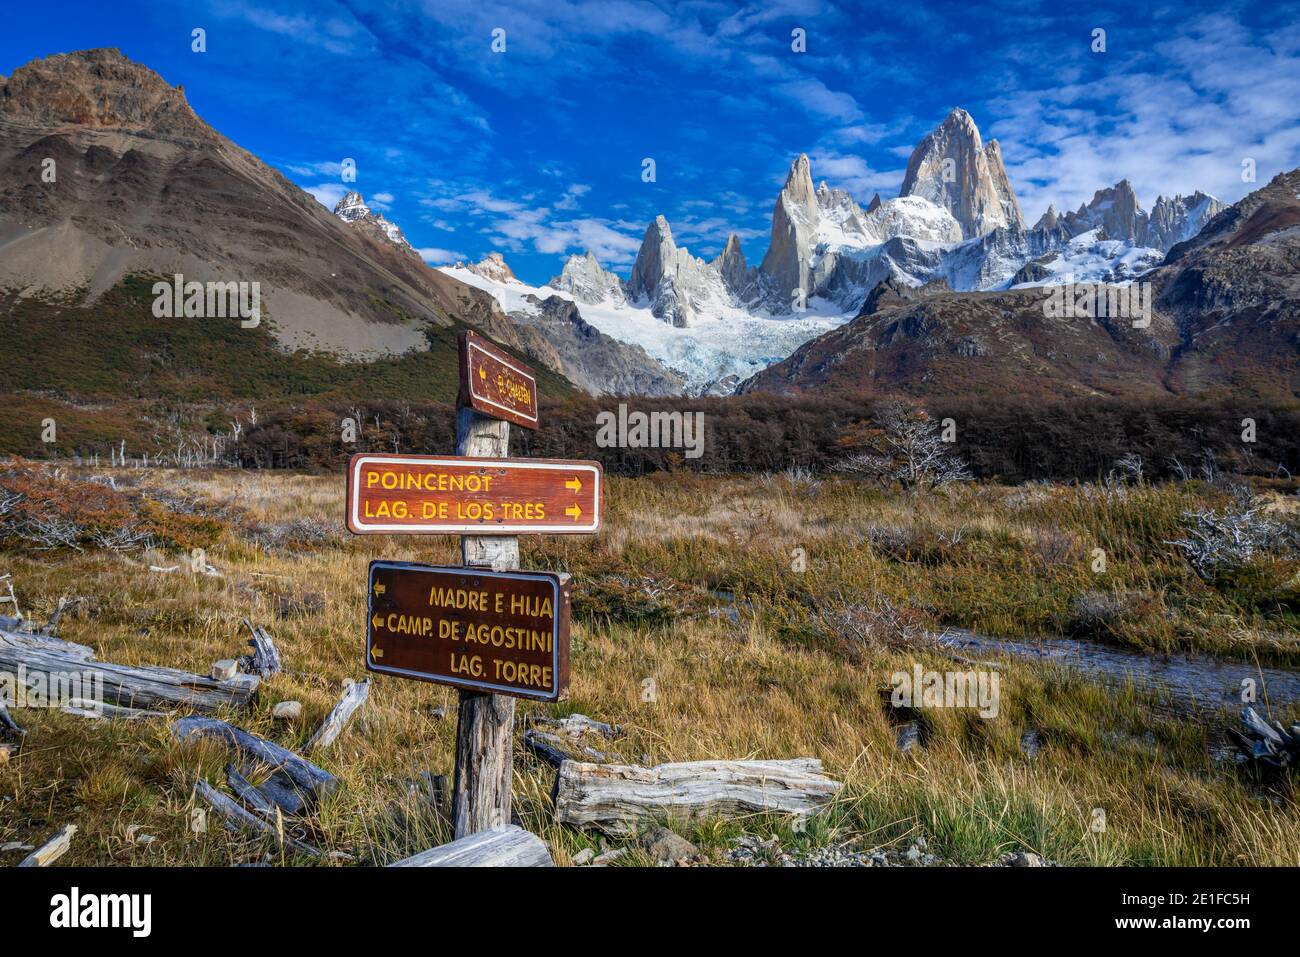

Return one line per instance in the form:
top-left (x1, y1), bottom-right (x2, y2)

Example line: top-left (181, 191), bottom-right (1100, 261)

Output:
top-left (459, 330), bottom-right (539, 430)
top-left (346, 453), bottom-right (602, 535)
top-left (366, 561), bottom-right (571, 701)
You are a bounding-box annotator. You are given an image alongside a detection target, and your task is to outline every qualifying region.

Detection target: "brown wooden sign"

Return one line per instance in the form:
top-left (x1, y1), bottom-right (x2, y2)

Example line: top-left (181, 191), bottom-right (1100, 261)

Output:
top-left (366, 561), bottom-right (571, 701)
top-left (346, 453), bottom-right (602, 535)
top-left (459, 331), bottom-right (539, 430)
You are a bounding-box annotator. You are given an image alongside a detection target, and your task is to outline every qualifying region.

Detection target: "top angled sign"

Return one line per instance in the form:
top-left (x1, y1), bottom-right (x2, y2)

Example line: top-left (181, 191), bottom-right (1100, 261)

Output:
top-left (459, 330), bottom-right (539, 430)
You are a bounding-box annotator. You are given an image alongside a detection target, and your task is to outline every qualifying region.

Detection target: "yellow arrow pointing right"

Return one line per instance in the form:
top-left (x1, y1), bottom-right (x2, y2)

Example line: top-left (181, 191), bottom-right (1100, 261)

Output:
top-left (565, 477), bottom-right (582, 493)
top-left (565, 504), bottom-right (582, 520)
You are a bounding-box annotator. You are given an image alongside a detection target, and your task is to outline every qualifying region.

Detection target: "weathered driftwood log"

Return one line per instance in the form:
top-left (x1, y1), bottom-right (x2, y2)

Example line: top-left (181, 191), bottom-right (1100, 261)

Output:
top-left (18, 824), bottom-right (77, 867)
top-left (60, 699), bottom-right (165, 721)
top-left (523, 729), bottom-right (571, 769)
top-left (239, 620), bottom-right (282, 678)
top-left (555, 758), bottom-right (843, 835)
top-left (389, 825), bottom-right (553, 867)
top-left (1229, 706), bottom-right (1300, 773)
top-left (0, 627), bottom-right (259, 713)
top-left (0, 699), bottom-right (24, 735)
top-left (226, 763), bottom-right (278, 816)
top-left (451, 406), bottom-right (517, 840)
top-left (171, 716), bottom-right (338, 804)
top-left (531, 713), bottom-right (621, 739)
top-left (193, 779), bottom-right (321, 858)
top-left (523, 728), bottom-right (621, 769)
top-left (305, 679), bottom-right (370, 753)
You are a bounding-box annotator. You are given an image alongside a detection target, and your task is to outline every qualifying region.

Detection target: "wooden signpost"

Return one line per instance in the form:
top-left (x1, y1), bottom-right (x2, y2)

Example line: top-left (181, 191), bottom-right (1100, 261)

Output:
top-left (365, 561), bottom-right (571, 702)
top-left (347, 335), bottom-right (601, 841)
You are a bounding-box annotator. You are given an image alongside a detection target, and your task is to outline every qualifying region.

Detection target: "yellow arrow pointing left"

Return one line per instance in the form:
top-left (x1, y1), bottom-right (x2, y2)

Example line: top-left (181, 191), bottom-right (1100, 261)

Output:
top-left (373, 581), bottom-right (386, 597)
top-left (372, 614), bottom-right (383, 630)
top-left (371, 646), bottom-right (384, 660)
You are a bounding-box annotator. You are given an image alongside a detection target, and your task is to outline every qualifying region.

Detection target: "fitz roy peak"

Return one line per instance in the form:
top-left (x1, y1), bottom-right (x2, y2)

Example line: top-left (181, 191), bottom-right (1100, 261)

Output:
top-left (441, 107), bottom-right (1228, 394)
top-left (900, 108), bottom-right (1025, 238)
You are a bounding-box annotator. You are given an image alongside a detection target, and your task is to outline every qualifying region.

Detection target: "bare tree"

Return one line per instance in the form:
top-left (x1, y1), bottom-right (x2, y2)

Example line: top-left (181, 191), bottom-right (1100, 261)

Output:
top-left (1166, 484), bottom-right (1283, 580)
top-left (836, 401), bottom-right (971, 492)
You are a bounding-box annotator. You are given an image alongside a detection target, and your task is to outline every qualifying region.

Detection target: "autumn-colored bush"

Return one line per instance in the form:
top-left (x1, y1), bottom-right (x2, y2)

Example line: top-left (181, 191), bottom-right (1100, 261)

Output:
top-left (0, 460), bottom-right (224, 553)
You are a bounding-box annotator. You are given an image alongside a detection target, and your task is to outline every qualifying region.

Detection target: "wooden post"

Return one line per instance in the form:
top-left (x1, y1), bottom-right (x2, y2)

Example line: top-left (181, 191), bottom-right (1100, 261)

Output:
top-left (451, 405), bottom-right (519, 838)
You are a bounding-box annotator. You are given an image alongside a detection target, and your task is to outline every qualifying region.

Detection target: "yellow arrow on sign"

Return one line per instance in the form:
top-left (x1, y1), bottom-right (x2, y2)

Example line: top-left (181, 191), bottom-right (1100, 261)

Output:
top-left (565, 477), bottom-right (582, 493)
top-left (373, 581), bottom-right (386, 597)
top-left (372, 614), bottom-right (383, 630)
top-left (371, 646), bottom-right (384, 660)
top-left (479, 366), bottom-right (486, 381)
top-left (565, 505), bottom-right (582, 520)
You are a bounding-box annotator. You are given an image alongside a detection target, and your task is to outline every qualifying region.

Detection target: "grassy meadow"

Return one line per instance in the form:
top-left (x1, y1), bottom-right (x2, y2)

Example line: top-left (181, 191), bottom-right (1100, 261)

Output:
top-left (1, 465), bottom-right (1298, 866)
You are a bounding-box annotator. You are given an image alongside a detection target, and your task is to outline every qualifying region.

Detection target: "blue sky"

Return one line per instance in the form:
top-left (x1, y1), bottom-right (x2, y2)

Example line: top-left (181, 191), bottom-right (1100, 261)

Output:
top-left (5, 0), bottom-right (1300, 284)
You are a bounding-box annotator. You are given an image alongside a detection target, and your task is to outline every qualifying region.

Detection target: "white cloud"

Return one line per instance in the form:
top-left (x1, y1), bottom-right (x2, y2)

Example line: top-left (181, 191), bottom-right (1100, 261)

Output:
top-left (417, 247), bottom-right (468, 265)
top-left (305, 182), bottom-right (348, 209)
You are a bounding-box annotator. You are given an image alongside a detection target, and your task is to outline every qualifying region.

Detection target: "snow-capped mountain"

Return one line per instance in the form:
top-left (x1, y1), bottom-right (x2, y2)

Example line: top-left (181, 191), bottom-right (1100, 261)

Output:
top-left (438, 107), bottom-right (1226, 394)
top-left (446, 254), bottom-right (846, 395)
top-left (899, 107), bottom-right (1025, 238)
top-left (333, 190), bottom-right (411, 249)
top-left (548, 251), bottom-right (628, 305)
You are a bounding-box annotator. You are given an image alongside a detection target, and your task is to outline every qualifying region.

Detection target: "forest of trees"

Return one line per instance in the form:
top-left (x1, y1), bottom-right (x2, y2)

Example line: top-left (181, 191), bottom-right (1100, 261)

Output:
top-left (224, 394), bottom-right (1300, 485)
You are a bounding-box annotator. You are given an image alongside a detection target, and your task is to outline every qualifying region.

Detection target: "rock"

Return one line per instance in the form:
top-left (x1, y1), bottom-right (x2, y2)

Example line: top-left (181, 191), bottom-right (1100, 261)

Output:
top-left (590, 847), bottom-right (628, 866)
top-left (1020, 729), bottom-right (1041, 760)
top-left (0, 742), bottom-right (15, 765)
top-left (896, 721), bottom-right (920, 753)
top-left (639, 827), bottom-right (699, 864)
top-left (211, 659), bottom-right (238, 681)
top-left (904, 845), bottom-right (922, 863)
top-left (467, 251), bottom-right (517, 284)
top-left (427, 705), bottom-right (446, 720)
top-left (1004, 850), bottom-right (1046, 867)
top-left (272, 700), bottom-right (302, 721)
top-left (1, 842), bottom-right (35, 852)
top-left (571, 847), bottom-right (595, 866)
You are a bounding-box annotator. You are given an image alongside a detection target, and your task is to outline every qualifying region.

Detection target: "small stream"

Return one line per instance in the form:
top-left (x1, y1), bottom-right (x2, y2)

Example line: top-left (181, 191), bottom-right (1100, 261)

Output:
top-left (937, 628), bottom-right (1300, 712)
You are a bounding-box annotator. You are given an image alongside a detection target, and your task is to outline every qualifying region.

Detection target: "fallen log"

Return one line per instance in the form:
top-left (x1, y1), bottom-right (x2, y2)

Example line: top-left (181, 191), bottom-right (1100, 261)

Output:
top-left (523, 728), bottom-right (621, 768)
top-left (555, 758), bottom-right (843, 836)
top-left (1229, 706), bottom-right (1300, 774)
top-left (226, 763), bottom-right (278, 816)
top-left (171, 716), bottom-right (338, 805)
top-left (239, 620), bottom-right (282, 678)
top-left (193, 779), bottom-right (321, 858)
top-left (18, 824), bottom-right (77, 867)
top-left (60, 699), bottom-right (165, 721)
top-left (0, 699), bottom-right (24, 735)
top-left (305, 679), bottom-right (369, 753)
top-left (389, 825), bottom-right (553, 867)
top-left (0, 627), bottom-right (259, 713)
top-left (530, 713), bottom-right (622, 739)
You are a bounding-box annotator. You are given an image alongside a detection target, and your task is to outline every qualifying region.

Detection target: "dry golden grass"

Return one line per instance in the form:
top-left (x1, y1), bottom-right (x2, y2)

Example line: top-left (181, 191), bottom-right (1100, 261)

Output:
top-left (1, 468), bottom-right (1297, 866)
